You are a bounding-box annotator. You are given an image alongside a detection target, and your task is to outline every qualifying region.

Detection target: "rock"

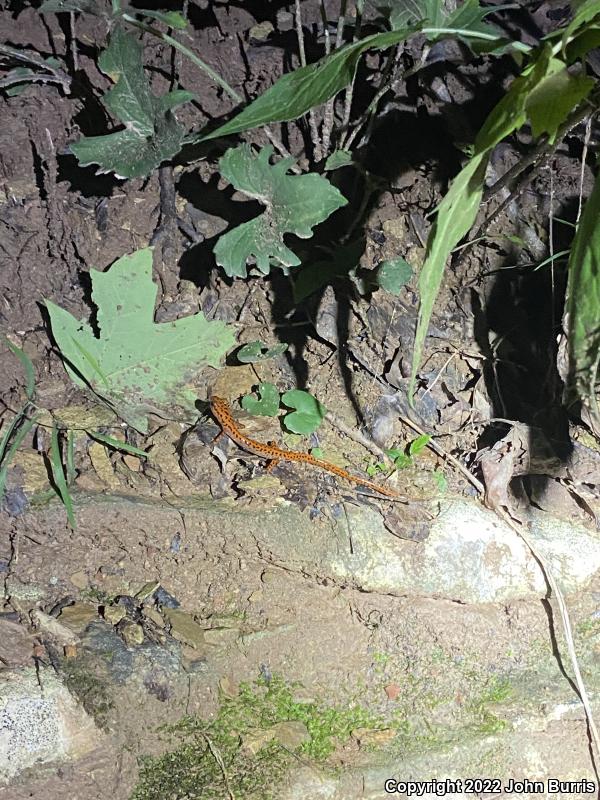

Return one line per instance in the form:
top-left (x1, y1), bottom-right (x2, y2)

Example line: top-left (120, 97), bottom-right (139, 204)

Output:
top-left (88, 442), bottom-right (119, 489)
top-left (162, 609), bottom-right (205, 650)
top-left (239, 727), bottom-right (276, 755)
top-left (58, 603), bottom-right (98, 633)
top-left (134, 581), bottom-right (160, 602)
top-left (271, 721), bottom-right (310, 749)
top-left (218, 675), bottom-right (239, 698)
top-left (0, 620), bottom-right (33, 668)
top-left (142, 606), bottom-right (165, 628)
top-left (102, 605), bottom-right (126, 626)
top-left (384, 683), bottom-right (401, 701)
top-left (203, 627), bottom-right (240, 646)
top-left (0, 668), bottom-right (99, 782)
top-left (382, 218), bottom-right (405, 241)
top-left (249, 21), bottom-right (274, 41)
top-left (9, 451), bottom-right (49, 493)
top-left (276, 9), bottom-right (293, 30)
top-left (320, 500), bottom-right (600, 603)
top-left (118, 621), bottom-right (144, 647)
top-left (30, 610), bottom-right (78, 646)
top-left (68, 570), bottom-right (89, 590)
top-left (351, 727), bottom-right (397, 747)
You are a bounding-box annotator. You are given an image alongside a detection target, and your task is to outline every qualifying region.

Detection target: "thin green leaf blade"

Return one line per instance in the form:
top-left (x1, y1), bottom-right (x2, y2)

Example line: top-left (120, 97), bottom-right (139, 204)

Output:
top-left (411, 153), bottom-right (488, 400)
top-left (86, 430), bottom-right (148, 456)
top-left (0, 415), bottom-right (38, 504)
top-left (564, 170), bottom-right (600, 423)
top-left (3, 337), bottom-right (35, 400)
top-left (50, 423), bottom-right (76, 528)
top-left (202, 28), bottom-right (415, 141)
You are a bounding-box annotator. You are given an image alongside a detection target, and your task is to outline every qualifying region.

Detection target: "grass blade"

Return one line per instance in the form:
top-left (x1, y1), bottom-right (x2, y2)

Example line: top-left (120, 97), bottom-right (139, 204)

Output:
top-left (50, 423), bottom-right (76, 528)
top-left (87, 429), bottom-right (148, 457)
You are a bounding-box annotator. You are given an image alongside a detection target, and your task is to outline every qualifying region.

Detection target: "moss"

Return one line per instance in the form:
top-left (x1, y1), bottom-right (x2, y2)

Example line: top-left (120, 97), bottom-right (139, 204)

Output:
top-left (131, 675), bottom-right (382, 800)
top-left (60, 655), bottom-right (114, 728)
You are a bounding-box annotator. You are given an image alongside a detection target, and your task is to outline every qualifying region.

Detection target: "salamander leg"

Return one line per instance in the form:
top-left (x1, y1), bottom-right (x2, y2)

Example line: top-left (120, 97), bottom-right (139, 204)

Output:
top-left (212, 430), bottom-right (225, 443)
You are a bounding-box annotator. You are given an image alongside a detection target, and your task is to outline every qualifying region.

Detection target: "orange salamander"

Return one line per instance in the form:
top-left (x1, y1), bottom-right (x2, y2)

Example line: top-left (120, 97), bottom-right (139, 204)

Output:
top-left (210, 395), bottom-right (408, 501)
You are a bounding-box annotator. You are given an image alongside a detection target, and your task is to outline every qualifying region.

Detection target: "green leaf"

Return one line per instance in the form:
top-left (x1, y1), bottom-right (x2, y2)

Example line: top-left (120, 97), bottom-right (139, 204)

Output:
top-left (293, 240), bottom-right (365, 303)
top-left (70, 26), bottom-right (193, 178)
top-left (202, 28), bottom-right (416, 141)
top-left (525, 67), bottom-right (594, 143)
top-left (45, 248), bottom-right (235, 433)
top-left (564, 170), bottom-right (600, 424)
top-left (50, 424), bottom-right (76, 529)
top-left (86, 430), bottom-right (148, 457)
top-left (241, 383), bottom-right (281, 417)
top-left (374, 0), bottom-right (439, 30)
top-left (376, 257), bottom-right (413, 294)
top-left (411, 152), bottom-right (488, 400)
top-left (3, 337), bottom-right (35, 400)
top-left (408, 433), bottom-right (431, 456)
top-left (561, 0), bottom-right (600, 52)
top-left (137, 9), bottom-right (187, 29)
top-left (237, 341), bottom-right (288, 364)
top-left (281, 390), bottom-right (327, 435)
top-left (410, 46), bottom-right (563, 402)
top-left (324, 150), bottom-right (354, 170)
top-left (376, 0), bottom-right (505, 51)
top-left (432, 468), bottom-right (447, 492)
top-left (214, 145), bottom-right (347, 277)
top-left (0, 415), bottom-right (38, 504)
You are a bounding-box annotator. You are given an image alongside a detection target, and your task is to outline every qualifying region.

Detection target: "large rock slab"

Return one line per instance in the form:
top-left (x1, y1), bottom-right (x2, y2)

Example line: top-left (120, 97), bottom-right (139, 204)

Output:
top-left (0, 668), bottom-right (99, 783)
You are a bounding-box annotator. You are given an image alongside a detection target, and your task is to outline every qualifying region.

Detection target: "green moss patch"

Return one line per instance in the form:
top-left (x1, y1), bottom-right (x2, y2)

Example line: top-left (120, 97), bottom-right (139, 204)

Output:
top-left (131, 675), bottom-right (380, 800)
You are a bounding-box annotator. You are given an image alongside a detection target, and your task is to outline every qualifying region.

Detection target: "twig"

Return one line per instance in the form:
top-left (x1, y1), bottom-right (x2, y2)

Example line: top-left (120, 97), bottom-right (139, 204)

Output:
top-left (200, 733), bottom-right (235, 800)
top-left (343, 44), bottom-right (404, 151)
top-left (576, 115), bottom-right (592, 225)
top-left (122, 14), bottom-right (242, 102)
top-left (350, 345), bottom-right (600, 772)
top-left (339, 1), bottom-right (363, 148)
top-left (294, 0), bottom-right (322, 161)
top-left (319, 0), bottom-right (335, 157)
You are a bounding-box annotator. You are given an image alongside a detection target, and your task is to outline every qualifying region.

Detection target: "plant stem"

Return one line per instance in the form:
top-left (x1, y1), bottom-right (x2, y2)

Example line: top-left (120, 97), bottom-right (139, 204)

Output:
top-left (294, 0), bottom-right (322, 161)
top-left (122, 13), bottom-right (242, 102)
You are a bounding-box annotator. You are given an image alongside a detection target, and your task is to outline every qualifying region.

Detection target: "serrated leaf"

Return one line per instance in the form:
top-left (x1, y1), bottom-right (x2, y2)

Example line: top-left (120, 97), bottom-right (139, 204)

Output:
top-left (373, 0), bottom-right (504, 51)
top-left (373, 0), bottom-right (438, 30)
top-left (281, 390), bottom-right (327, 435)
top-left (98, 26), bottom-right (154, 134)
top-left (45, 248), bottom-right (235, 433)
top-left (241, 383), bottom-right (280, 416)
top-left (376, 258), bottom-right (413, 294)
top-left (237, 341), bottom-right (288, 363)
top-left (214, 145), bottom-right (347, 277)
top-left (70, 26), bottom-right (193, 178)
top-left (202, 28), bottom-right (416, 141)
top-left (564, 170), bottom-right (600, 425)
